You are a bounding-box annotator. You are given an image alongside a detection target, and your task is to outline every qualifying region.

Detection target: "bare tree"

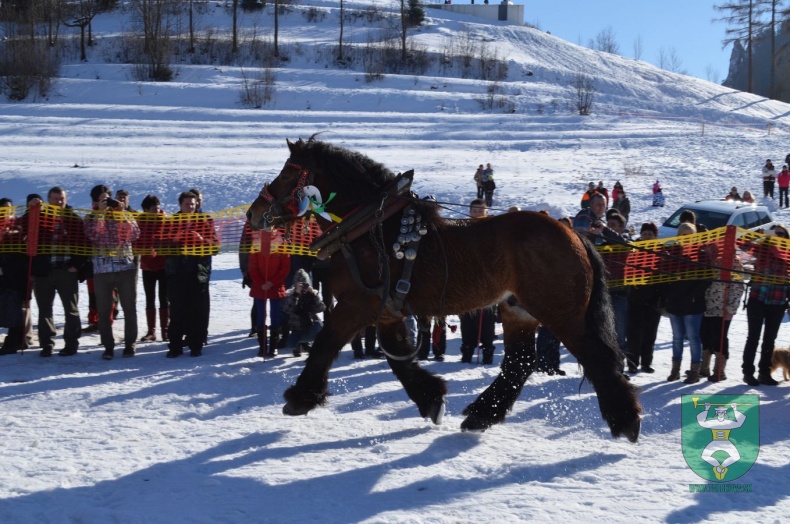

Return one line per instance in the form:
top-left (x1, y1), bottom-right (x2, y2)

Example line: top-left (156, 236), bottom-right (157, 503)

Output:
top-left (765, 0), bottom-right (786, 98)
top-left (274, 0), bottom-right (279, 57)
top-left (589, 26), bottom-right (620, 54)
top-left (60, 0), bottom-right (104, 60)
top-left (633, 34), bottom-right (643, 60)
top-left (716, 0), bottom-right (769, 93)
top-left (128, 0), bottom-right (179, 81)
top-left (657, 45), bottom-right (686, 74)
top-left (574, 72), bottom-right (595, 115)
top-left (400, 0), bottom-right (407, 62)
top-left (705, 63), bottom-right (722, 83)
top-left (338, 0), bottom-right (344, 61)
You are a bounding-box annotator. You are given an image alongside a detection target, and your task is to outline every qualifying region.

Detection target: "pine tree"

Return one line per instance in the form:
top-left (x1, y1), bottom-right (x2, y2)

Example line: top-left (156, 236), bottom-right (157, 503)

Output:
top-left (716, 0), bottom-right (770, 94)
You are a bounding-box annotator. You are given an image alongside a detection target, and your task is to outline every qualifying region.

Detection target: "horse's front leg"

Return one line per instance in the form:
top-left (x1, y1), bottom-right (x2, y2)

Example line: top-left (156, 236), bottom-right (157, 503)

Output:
top-left (282, 302), bottom-right (364, 416)
top-left (461, 304), bottom-right (538, 431)
top-left (378, 319), bottom-right (448, 424)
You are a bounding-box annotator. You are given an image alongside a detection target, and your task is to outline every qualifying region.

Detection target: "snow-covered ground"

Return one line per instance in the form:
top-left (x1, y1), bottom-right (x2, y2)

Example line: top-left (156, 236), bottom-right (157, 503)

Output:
top-left (2, 3), bottom-right (790, 523)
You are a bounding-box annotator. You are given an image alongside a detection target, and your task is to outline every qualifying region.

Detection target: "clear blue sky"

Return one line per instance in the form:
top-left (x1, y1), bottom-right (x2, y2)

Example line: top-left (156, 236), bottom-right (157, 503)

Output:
top-left (519, 1), bottom-right (729, 82)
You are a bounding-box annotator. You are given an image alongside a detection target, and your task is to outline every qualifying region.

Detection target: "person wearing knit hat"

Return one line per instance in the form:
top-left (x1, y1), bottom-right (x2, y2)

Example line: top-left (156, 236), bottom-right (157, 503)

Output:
top-left (281, 268), bottom-right (325, 357)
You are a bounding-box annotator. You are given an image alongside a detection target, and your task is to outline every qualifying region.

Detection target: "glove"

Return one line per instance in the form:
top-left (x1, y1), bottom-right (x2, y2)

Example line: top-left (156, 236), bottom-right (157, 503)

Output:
top-left (242, 273), bottom-right (252, 289)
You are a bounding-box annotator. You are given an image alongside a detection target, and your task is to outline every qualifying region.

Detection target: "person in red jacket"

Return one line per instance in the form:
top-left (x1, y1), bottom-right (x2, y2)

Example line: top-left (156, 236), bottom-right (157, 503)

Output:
top-left (137, 194), bottom-right (168, 342)
top-left (777, 165), bottom-right (790, 208)
top-left (248, 229), bottom-right (291, 359)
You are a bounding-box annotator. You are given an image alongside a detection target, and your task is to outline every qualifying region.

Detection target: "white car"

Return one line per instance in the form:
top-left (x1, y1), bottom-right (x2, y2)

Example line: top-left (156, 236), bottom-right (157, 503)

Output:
top-left (657, 200), bottom-right (779, 238)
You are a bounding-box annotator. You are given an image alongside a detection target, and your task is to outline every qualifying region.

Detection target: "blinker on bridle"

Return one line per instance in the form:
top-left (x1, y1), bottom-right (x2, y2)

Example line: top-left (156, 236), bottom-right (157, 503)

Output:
top-left (259, 161), bottom-right (312, 227)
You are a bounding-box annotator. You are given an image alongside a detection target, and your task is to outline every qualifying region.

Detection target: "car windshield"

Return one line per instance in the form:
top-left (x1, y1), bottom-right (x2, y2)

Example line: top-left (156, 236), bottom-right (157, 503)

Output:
top-left (662, 207), bottom-right (731, 230)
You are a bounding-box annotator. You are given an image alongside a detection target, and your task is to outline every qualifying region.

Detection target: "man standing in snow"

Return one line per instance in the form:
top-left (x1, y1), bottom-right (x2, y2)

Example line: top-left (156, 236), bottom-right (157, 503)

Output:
top-left (165, 191), bottom-right (218, 358)
top-left (84, 185), bottom-right (140, 360)
top-left (26, 188), bottom-right (87, 357)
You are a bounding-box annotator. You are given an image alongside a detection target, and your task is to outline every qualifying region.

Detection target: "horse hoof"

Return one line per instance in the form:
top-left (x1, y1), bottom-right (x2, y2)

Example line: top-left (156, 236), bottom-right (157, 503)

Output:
top-left (460, 413), bottom-right (491, 433)
top-left (282, 401), bottom-right (311, 416)
top-left (623, 417), bottom-right (641, 443)
top-left (424, 398), bottom-right (446, 425)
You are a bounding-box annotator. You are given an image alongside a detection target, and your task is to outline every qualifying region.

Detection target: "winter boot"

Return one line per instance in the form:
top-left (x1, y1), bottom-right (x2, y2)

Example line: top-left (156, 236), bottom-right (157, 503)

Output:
top-left (277, 327), bottom-right (289, 349)
top-left (140, 308), bottom-right (157, 342)
top-left (351, 335), bottom-right (365, 359)
top-left (432, 323), bottom-right (446, 361)
top-left (249, 305), bottom-right (257, 337)
top-left (699, 350), bottom-right (712, 377)
top-left (461, 344), bottom-right (474, 364)
top-left (363, 326), bottom-right (382, 358)
top-left (256, 327), bottom-right (267, 358)
top-left (159, 308), bottom-right (169, 342)
top-left (267, 327), bottom-right (280, 358)
top-left (416, 328), bottom-right (431, 360)
top-left (683, 363), bottom-right (702, 384)
top-left (758, 372), bottom-right (779, 386)
top-left (667, 360), bottom-right (681, 382)
top-left (708, 354), bottom-right (727, 382)
top-left (482, 345), bottom-right (495, 365)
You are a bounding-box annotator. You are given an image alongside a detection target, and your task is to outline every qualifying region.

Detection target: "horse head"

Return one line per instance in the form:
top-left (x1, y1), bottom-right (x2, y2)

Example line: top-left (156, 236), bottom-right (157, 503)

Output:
top-left (247, 138), bottom-right (317, 231)
top-left (247, 136), bottom-right (395, 231)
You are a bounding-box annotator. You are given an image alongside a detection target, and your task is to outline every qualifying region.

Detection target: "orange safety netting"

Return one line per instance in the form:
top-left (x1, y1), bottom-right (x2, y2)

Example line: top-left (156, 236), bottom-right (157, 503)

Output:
top-left (598, 226), bottom-right (790, 287)
top-left (3, 205), bottom-right (789, 288)
top-left (0, 204), bottom-right (322, 257)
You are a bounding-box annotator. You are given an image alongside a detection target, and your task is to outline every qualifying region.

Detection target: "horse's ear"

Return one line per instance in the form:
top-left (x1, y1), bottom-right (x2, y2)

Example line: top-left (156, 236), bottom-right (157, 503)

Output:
top-left (286, 138), bottom-right (295, 153)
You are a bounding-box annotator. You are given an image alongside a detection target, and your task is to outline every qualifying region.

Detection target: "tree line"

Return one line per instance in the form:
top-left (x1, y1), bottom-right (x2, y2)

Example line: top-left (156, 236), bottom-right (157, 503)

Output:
top-left (0, 0), bottom-right (429, 101)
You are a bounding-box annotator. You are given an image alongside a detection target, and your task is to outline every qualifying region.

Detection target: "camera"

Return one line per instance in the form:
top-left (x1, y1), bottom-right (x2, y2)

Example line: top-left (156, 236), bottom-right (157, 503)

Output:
top-left (105, 197), bottom-right (120, 208)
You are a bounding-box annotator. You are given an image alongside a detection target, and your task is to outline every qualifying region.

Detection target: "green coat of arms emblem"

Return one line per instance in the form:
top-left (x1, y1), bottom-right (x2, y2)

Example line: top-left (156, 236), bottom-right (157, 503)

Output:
top-left (681, 394), bottom-right (759, 482)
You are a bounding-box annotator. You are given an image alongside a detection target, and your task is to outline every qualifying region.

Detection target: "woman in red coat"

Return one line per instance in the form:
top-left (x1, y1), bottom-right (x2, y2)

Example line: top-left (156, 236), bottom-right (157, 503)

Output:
top-left (248, 229), bottom-right (290, 359)
top-left (137, 195), bottom-right (168, 342)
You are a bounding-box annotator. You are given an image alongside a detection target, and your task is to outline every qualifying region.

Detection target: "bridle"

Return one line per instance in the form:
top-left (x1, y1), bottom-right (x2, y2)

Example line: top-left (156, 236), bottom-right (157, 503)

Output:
top-left (257, 161), bottom-right (313, 228)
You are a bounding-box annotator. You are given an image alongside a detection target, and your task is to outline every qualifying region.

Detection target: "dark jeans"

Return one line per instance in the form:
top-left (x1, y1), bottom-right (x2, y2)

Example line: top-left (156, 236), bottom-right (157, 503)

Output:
top-left (142, 269), bottom-right (168, 310)
top-left (742, 298), bottom-right (785, 376)
top-left (700, 316), bottom-right (732, 358)
top-left (780, 187), bottom-right (789, 207)
top-left (417, 317), bottom-right (446, 358)
top-left (254, 297), bottom-right (283, 328)
top-left (536, 325), bottom-right (560, 371)
top-left (764, 180), bottom-right (775, 198)
top-left (460, 309), bottom-right (495, 349)
top-left (483, 190), bottom-right (494, 208)
top-left (167, 272), bottom-right (209, 351)
top-left (34, 268), bottom-right (81, 351)
top-left (351, 326), bottom-right (377, 353)
top-left (626, 301), bottom-right (661, 367)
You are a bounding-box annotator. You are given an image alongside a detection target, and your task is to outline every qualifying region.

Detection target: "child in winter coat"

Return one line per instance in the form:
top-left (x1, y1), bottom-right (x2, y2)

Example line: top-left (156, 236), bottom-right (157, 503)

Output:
top-left (281, 268), bottom-right (326, 357)
top-left (652, 181), bottom-right (665, 207)
top-left (248, 230), bottom-right (290, 359)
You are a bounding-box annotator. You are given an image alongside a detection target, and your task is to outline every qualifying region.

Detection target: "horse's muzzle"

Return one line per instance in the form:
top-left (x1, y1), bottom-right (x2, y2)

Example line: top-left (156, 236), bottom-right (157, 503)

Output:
top-left (246, 209), bottom-right (272, 231)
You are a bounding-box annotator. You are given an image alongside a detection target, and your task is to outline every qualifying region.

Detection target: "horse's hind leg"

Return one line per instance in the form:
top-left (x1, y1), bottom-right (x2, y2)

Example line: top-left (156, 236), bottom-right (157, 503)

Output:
top-left (378, 320), bottom-right (448, 424)
top-left (461, 304), bottom-right (538, 431)
top-left (283, 302), bottom-right (363, 416)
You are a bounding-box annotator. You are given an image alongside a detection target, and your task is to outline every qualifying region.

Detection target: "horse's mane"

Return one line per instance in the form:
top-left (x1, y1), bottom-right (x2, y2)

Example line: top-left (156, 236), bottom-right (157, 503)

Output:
top-left (293, 135), bottom-right (397, 202)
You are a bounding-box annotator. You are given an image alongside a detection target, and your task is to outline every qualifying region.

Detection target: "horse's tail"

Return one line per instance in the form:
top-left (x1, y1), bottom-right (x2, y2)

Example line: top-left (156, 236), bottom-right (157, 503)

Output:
top-left (577, 232), bottom-right (642, 442)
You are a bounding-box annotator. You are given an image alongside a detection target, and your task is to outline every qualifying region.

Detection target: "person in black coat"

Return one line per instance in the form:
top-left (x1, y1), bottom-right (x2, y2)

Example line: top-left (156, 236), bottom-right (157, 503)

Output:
top-left (625, 222), bottom-right (662, 373)
top-left (0, 199), bottom-right (28, 354)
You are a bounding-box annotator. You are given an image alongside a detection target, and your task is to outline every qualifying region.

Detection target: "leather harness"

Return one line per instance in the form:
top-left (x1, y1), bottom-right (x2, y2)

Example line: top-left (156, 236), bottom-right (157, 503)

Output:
top-left (261, 165), bottom-right (423, 360)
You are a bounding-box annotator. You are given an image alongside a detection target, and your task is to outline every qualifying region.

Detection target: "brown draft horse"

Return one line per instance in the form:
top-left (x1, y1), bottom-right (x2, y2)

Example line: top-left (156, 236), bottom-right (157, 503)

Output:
top-left (247, 137), bottom-right (641, 442)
